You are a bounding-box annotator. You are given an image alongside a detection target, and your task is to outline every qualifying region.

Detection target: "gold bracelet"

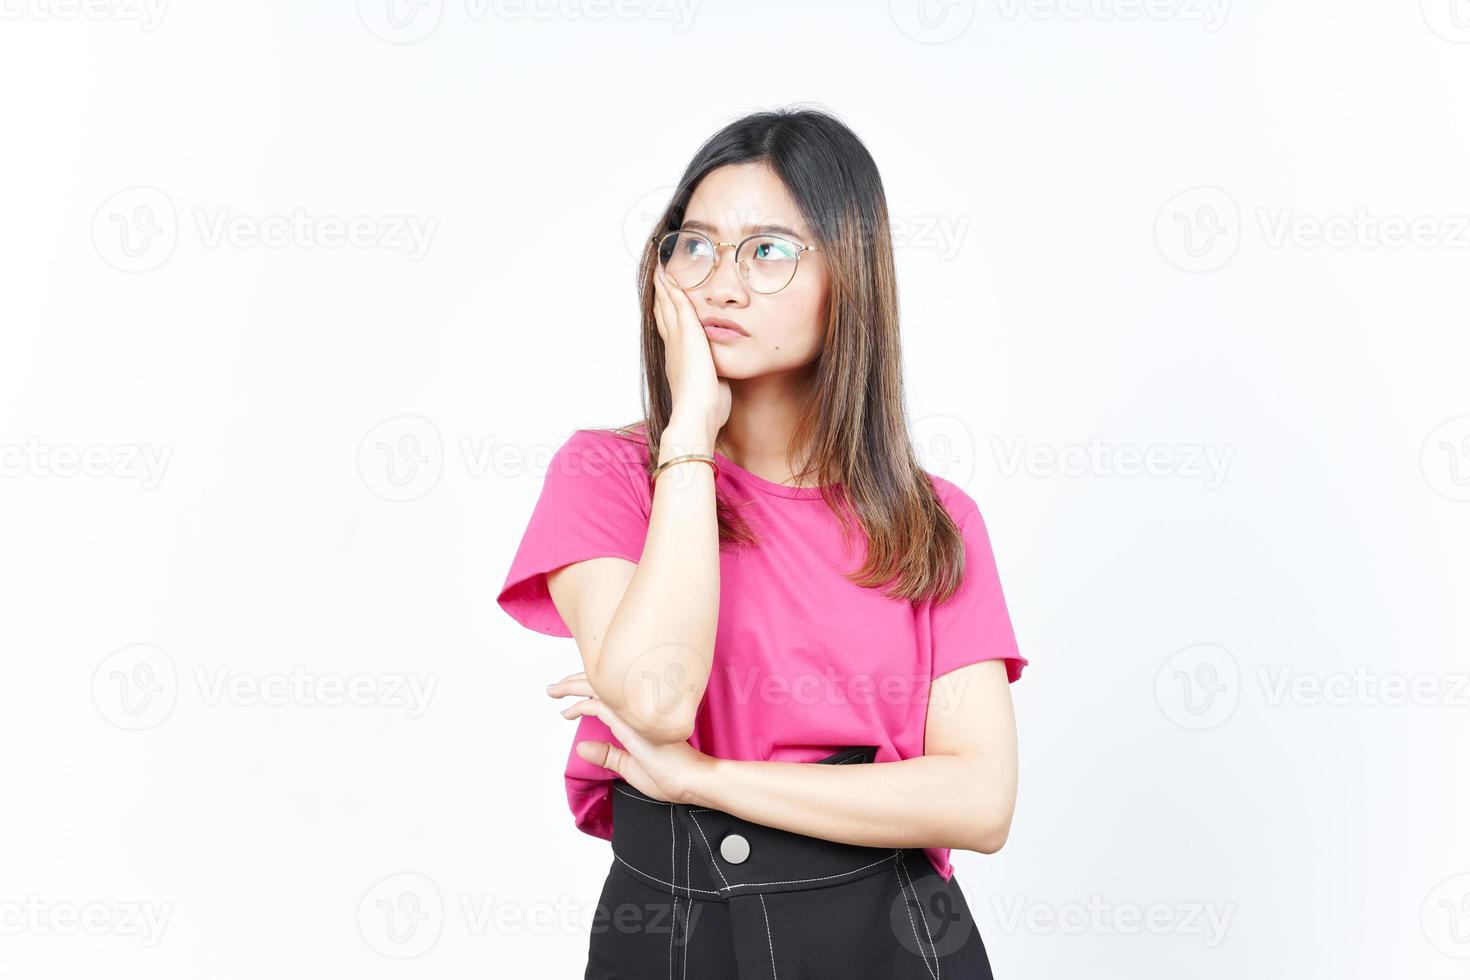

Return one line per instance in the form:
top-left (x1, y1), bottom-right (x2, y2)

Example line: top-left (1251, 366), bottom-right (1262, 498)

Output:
top-left (650, 453), bottom-right (719, 486)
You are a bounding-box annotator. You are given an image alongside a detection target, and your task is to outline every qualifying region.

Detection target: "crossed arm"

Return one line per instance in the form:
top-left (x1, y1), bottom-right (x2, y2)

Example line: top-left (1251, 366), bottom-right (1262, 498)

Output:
top-left (680, 657), bottom-right (1019, 856)
top-left (545, 555), bottom-right (1020, 857)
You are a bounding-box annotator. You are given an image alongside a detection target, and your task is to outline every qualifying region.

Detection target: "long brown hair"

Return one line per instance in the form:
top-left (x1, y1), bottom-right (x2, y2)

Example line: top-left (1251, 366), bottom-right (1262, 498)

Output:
top-left (603, 105), bottom-right (969, 606)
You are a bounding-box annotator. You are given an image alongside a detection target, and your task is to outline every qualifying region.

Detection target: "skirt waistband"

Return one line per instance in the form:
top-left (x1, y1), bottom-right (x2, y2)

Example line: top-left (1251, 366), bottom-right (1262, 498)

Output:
top-left (608, 745), bottom-right (908, 903)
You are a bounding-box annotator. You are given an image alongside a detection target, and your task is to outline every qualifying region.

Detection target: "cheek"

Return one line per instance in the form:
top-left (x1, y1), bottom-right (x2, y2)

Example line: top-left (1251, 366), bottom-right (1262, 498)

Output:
top-left (765, 286), bottom-right (826, 353)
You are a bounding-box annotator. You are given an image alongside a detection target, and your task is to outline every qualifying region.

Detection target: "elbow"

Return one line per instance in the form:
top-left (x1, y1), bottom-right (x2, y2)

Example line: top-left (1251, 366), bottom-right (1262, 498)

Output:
top-left (965, 796), bottom-right (1016, 855)
top-left (971, 818), bottom-right (1011, 855)
top-left (591, 654), bottom-right (701, 744)
top-left (610, 685), bottom-right (696, 744)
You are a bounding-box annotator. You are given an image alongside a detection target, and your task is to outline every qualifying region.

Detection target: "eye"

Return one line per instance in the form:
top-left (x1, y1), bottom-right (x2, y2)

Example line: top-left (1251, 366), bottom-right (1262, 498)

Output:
top-left (749, 237), bottom-right (799, 262)
top-left (679, 234), bottom-right (712, 258)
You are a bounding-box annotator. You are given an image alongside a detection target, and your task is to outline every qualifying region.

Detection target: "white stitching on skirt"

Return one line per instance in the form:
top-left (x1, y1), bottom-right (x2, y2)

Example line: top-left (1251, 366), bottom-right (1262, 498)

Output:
top-left (686, 811), bottom-right (734, 888)
top-left (893, 861), bottom-right (938, 980)
top-left (613, 852), bottom-right (722, 897)
top-left (898, 853), bottom-right (941, 977)
top-left (667, 806), bottom-right (675, 980)
top-left (757, 892), bottom-right (780, 980)
top-left (682, 816), bottom-right (691, 980)
top-left (722, 850), bottom-right (903, 890)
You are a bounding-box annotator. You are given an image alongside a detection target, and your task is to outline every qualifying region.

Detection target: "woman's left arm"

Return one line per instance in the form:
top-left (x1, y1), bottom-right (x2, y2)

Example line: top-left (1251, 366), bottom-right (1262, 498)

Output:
top-left (686, 658), bottom-right (1018, 855)
top-left (557, 656), bottom-right (1018, 856)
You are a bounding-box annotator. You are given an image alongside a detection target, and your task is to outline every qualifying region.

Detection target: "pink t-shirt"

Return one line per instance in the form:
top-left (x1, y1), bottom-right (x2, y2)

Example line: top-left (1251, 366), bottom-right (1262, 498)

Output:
top-left (497, 426), bottom-right (1027, 881)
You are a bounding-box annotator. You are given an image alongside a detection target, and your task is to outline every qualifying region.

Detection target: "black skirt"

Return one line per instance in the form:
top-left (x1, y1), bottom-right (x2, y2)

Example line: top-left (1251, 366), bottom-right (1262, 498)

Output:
top-left (584, 745), bottom-right (996, 979)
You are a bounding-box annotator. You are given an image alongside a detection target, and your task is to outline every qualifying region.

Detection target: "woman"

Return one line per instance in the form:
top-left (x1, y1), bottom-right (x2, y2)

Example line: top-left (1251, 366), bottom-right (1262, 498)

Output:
top-left (498, 106), bottom-right (1027, 979)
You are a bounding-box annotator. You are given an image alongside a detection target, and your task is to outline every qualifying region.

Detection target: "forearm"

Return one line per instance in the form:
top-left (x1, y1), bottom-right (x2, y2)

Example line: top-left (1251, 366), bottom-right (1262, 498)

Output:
top-left (590, 417), bottom-right (718, 742)
top-left (684, 754), bottom-right (1010, 855)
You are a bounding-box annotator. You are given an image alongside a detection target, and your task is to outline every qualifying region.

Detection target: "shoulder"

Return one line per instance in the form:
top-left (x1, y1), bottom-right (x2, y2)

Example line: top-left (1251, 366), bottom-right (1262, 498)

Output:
top-left (561, 424), bottom-right (653, 464)
top-left (547, 425), bottom-right (653, 500)
top-left (923, 469), bottom-right (981, 526)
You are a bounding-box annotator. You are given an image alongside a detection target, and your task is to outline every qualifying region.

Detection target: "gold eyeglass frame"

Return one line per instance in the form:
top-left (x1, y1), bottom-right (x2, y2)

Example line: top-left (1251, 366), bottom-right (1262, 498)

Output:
top-left (649, 229), bottom-right (822, 295)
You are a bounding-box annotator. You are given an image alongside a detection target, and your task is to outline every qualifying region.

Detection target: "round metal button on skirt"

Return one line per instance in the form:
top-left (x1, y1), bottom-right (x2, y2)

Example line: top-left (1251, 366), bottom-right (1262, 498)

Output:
top-left (718, 832), bottom-right (750, 864)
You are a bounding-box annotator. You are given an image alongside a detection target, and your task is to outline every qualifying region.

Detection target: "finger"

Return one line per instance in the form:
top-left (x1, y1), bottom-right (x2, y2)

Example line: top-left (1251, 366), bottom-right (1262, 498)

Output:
top-left (561, 698), bottom-right (645, 756)
top-left (651, 267), bottom-right (673, 344)
top-left (546, 673), bottom-right (593, 698)
top-left (575, 739), bottom-right (627, 775)
top-left (560, 696), bottom-right (595, 719)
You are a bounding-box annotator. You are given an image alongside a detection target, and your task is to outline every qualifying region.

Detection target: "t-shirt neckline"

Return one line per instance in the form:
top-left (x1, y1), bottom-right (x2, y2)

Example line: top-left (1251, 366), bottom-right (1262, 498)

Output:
top-left (711, 448), bottom-right (835, 499)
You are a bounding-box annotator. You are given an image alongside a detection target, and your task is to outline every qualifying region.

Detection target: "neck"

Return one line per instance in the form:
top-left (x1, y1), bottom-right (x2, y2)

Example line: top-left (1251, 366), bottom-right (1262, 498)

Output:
top-left (716, 369), bottom-right (818, 487)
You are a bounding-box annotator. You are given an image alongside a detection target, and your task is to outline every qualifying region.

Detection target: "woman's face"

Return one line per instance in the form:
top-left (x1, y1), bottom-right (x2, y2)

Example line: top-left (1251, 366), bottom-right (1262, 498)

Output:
top-left (671, 162), bottom-right (830, 380)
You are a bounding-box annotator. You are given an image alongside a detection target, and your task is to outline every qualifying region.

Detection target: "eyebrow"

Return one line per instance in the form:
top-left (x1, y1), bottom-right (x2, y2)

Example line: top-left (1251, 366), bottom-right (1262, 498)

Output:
top-left (678, 219), bottom-right (806, 240)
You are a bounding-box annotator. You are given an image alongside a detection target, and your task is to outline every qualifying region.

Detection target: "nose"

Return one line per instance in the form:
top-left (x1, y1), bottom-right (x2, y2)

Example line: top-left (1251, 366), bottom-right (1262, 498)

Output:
top-left (701, 243), bottom-right (749, 305)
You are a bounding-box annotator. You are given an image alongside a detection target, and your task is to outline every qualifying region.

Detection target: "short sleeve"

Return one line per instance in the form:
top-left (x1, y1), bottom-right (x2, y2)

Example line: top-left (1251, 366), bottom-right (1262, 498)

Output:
top-left (928, 504), bottom-right (1027, 683)
top-left (496, 428), bottom-right (651, 637)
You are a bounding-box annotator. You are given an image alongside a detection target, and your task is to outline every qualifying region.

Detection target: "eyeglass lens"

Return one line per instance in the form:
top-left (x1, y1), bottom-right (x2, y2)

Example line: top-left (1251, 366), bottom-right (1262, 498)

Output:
top-left (656, 232), bottom-right (804, 293)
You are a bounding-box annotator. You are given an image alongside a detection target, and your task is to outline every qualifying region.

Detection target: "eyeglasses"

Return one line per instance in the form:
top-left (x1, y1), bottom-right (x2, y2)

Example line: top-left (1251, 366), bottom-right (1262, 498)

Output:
top-left (650, 229), bottom-right (821, 295)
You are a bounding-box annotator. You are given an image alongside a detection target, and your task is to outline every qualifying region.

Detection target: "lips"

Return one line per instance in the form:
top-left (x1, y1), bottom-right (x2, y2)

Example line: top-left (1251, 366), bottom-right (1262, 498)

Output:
top-left (700, 317), bottom-right (748, 336)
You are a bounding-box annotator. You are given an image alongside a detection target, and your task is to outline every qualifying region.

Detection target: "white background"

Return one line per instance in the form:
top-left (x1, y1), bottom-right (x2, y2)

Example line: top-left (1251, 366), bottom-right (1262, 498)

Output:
top-left (2, 0), bottom-right (1469, 977)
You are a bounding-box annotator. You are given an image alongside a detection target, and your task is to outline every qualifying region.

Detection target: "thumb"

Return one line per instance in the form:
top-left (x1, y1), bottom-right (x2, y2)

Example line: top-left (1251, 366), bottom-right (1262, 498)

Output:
top-left (576, 740), bottom-right (624, 774)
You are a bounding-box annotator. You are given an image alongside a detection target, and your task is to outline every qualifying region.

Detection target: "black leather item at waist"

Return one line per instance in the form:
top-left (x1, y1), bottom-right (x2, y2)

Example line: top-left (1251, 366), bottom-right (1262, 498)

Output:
top-left (608, 745), bottom-right (906, 902)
